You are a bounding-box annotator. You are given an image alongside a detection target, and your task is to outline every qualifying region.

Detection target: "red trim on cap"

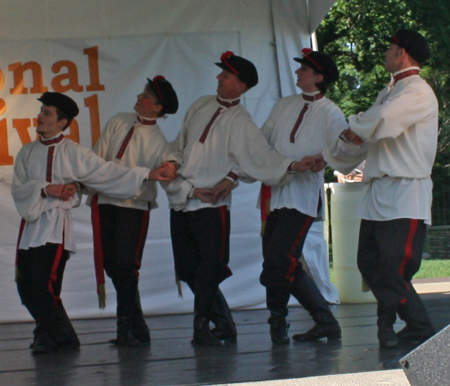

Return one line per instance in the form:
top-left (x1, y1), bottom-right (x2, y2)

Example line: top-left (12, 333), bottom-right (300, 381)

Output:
top-left (392, 35), bottom-right (400, 44)
top-left (302, 48), bottom-right (323, 70)
top-left (220, 51), bottom-right (239, 75)
top-left (153, 75), bottom-right (165, 101)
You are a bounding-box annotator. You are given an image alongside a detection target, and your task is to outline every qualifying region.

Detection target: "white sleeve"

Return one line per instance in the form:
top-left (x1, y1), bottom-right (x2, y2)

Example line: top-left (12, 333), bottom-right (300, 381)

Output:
top-left (70, 145), bottom-right (150, 199)
top-left (349, 84), bottom-right (435, 142)
top-left (11, 148), bottom-right (80, 222)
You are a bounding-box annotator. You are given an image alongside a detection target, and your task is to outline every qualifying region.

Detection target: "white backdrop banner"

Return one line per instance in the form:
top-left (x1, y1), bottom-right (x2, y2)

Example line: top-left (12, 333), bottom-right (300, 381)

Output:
top-left (0, 0), bottom-right (334, 323)
top-left (0, 32), bottom-right (276, 323)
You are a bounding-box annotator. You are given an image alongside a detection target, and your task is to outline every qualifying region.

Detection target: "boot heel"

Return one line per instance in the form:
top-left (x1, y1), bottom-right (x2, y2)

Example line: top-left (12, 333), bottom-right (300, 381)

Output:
top-left (327, 332), bottom-right (342, 341)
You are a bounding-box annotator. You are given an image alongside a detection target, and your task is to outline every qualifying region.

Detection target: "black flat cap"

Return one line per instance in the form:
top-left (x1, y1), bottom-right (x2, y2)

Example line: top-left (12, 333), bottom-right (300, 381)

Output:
top-left (215, 51), bottom-right (258, 89)
top-left (37, 92), bottom-right (79, 119)
top-left (294, 48), bottom-right (339, 84)
top-left (147, 76), bottom-right (179, 115)
top-left (385, 29), bottom-right (431, 64)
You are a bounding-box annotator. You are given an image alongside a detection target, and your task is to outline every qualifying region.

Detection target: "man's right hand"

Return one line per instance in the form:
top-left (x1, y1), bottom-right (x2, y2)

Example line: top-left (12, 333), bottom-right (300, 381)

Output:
top-left (45, 184), bottom-right (70, 201)
top-left (148, 165), bottom-right (176, 181)
top-left (160, 161), bottom-right (178, 179)
top-left (193, 188), bottom-right (214, 203)
top-left (341, 128), bottom-right (364, 145)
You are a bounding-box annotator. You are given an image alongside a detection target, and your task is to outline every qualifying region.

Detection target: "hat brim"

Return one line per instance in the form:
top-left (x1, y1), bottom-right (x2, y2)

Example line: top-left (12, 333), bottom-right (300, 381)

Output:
top-left (215, 62), bottom-right (236, 75)
top-left (293, 57), bottom-right (339, 84)
top-left (146, 78), bottom-right (179, 115)
top-left (384, 35), bottom-right (397, 44)
top-left (293, 57), bottom-right (318, 70)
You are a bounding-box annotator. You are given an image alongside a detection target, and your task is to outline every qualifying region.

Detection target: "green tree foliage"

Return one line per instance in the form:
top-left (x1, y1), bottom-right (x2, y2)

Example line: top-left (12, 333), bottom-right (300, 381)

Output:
top-left (318, 0), bottom-right (450, 201)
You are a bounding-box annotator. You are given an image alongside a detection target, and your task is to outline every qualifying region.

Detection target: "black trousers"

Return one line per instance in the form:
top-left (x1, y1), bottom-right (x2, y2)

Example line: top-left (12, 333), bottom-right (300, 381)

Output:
top-left (357, 218), bottom-right (426, 310)
top-left (260, 208), bottom-right (314, 316)
top-left (98, 204), bottom-right (149, 281)
top-left (16, 243), bottom-right (78, 346)
top-left (98, 204), bottom-right (150, 321)
top-left (170, 207), bottom-right (231, 319)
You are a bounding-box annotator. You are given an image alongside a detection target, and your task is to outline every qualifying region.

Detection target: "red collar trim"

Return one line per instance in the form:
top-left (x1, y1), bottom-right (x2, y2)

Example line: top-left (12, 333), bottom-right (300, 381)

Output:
top-left (394, 69), bottom-right (420, 83)
top-left (137, 116), bottom-right (157, 125)
top-left (303, 93), bottom-right (324, 102)
top-left (39, 134), bottom-right (65, 146)
top-left (217, 97), bottom-right (240, 108)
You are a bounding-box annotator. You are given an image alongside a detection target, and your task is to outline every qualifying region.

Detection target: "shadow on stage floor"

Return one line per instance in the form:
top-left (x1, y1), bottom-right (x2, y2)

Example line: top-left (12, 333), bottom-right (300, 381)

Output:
top-left (1, 293), bottom-right (449, 386)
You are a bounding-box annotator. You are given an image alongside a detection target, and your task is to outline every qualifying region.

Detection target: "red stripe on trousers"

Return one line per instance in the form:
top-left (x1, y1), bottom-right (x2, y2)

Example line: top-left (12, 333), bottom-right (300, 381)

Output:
top-left (286, 216), bottom-right (314, 282)
top-left (134, 210), bottom-right (150, 276)
top-left (48, 243), bottom-right (65, 307)
top-left (219, 206), bottom-right (228, 262)
top-left (399, 219), bottom-right (419, 276)
top-left (90, 194), bottom-right (106, 293)
top-left (260, 184), bottom-right (271, 221)
top-left (218, 206), bottom-right (232, 277)
top-left (15, 219), bottom-right (26, 267)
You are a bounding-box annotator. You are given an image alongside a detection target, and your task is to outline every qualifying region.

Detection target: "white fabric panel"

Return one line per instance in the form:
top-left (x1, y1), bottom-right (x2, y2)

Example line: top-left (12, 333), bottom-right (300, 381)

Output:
top-left (271, 0), bottom-right (312, 98)
top-left (309, 0), bottom-right (338, 32)
top-left (0, 0), bottom-right (334, 322)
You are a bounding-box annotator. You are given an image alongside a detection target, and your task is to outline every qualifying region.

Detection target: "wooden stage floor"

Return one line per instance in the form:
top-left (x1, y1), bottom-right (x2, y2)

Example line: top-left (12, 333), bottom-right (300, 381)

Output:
top-left (1, 293), bottom-right (449, 386)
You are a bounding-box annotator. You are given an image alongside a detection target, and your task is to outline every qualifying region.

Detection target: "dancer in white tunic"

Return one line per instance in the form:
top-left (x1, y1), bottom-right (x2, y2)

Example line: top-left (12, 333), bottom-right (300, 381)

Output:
top-left (12, 92), bottom-right (173, 354)
top-left (163, 51), bottom-right (314, 346)
top-left (335, 29), bottom-right (438, 349)
top-left (258, 49), bottom-right (363, 344)
top-left (90, 76), bottom-right (178, 347)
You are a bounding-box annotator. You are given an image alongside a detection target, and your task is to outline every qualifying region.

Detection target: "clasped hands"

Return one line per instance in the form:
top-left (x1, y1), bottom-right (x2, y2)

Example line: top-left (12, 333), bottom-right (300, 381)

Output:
top-left (341, 128), bottom-right (364, 145)
top-left (194, 153), bottom-right (329, 204)
top-left (194, 178), bottom-right (234, 204)
top-left (45, 183), bottom-right (78, 201)
top-left (292, 154), bottom-right (327, 173)
top-left (148, 161), bottom-right (178, 181)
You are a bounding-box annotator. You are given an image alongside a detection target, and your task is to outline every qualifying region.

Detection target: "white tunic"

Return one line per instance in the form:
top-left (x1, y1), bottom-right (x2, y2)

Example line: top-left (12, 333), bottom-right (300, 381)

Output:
top-left (260, 93), bottom-right (357, 219)
top-left (348, 71), bottom-right (438, 224)
top-left (12, 137), bottom-right (150, 252)
top-left (163, 95), bottom-right (294, 211)
top-left (92, 112), bottom-right (167, 210)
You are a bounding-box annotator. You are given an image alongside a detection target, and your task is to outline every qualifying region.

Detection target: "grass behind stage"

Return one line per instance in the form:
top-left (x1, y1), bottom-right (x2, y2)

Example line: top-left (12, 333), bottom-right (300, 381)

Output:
top-left (329, 259), bottom-right (450, 283)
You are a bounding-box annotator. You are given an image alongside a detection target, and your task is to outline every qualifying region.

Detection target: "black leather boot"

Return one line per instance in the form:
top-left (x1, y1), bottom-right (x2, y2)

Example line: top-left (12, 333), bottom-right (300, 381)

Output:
top-left (32, 330), bottom-right (58, 354)
top-left (192, 316), bottom-right (222, 347)
top-left (112, 278), bottom-right (139, 347)
top-left (290, 274), bottom-right (341, 342)
top-left (131, 290), bottom-right (151, 344)
top-left (53, 304), bottom-right (80, 349)
top-left (377, 304), bottom-right (399, 349)
top-left (210, 289), bottom-right (237, 342)
top-left (116, 316), bottom-right (140, 347)
top-left (266, 287), bottom-right (290, 344)
top-left (396, 287), bottom-right (435, 343)
top-left (268, 315), bottom-right (290, 345)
